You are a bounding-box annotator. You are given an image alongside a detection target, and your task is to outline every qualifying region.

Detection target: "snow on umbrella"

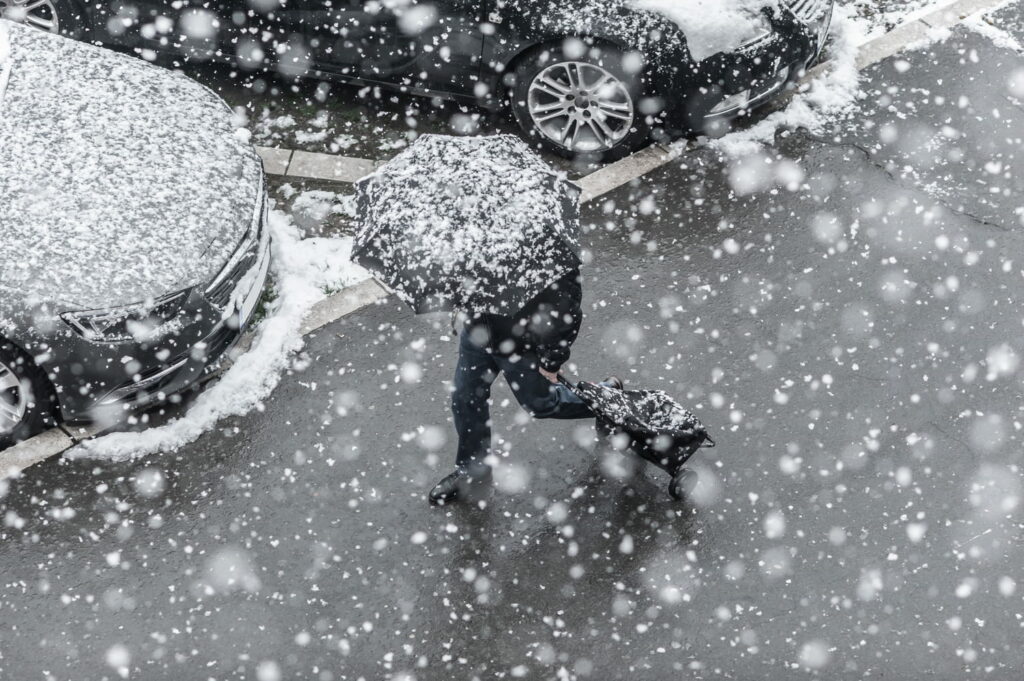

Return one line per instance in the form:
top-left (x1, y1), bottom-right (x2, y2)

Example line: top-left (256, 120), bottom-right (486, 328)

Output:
top-left (352, 134), bottom-right (582, 315)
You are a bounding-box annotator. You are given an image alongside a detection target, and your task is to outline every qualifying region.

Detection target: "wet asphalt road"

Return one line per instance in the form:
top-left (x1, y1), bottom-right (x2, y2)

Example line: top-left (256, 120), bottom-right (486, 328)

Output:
top-left (3, 18), bottom-right (1024, 681)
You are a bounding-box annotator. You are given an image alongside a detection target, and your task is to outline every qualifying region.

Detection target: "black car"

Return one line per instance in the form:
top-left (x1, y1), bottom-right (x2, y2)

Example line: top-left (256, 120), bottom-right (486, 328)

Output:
top-left (2, 0), bottom-right (834, 160)
top-left (0, 20), bottom-right (270, 448)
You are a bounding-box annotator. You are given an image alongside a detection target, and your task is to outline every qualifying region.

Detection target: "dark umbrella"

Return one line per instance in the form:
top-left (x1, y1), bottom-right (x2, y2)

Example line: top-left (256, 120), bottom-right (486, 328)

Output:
top-left (352, 134), bottom-right (582, 315)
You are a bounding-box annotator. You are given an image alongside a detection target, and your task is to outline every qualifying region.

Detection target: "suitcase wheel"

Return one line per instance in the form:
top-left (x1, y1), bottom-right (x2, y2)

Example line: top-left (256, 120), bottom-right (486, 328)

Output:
top-left (669, 468), bottom-right (698, 501)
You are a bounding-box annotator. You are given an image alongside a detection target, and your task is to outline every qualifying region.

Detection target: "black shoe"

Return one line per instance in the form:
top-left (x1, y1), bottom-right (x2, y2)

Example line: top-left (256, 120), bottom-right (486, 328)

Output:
top-left (602, 376), bottom-right (624, 390)
top-left (428, 466), bottom-right (493, 506)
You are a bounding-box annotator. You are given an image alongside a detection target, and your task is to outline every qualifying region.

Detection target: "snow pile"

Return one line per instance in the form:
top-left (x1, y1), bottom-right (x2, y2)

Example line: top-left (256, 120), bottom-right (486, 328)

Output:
top-left (964, 12), bottom-right (1024, 53)
top-left (68, 209), bottom-right (370, 462)
top-left (291, 189), bottom-right (357, 223)
top-left (634, 0), bottom-right (779, 61)
top-left (709, 4), bottom-right (868, 157)
top-left (844, 0), bottom-right (945, 41)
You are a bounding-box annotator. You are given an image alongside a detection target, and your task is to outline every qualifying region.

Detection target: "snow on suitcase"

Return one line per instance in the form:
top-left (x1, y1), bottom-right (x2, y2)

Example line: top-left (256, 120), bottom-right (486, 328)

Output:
top-left (562, 377), bottom-right (716, 500)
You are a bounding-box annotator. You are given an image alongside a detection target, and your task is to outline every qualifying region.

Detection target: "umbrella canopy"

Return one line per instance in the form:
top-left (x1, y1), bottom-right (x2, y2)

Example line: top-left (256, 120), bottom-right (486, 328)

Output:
top-left (352, 134), bottom-right (582, 315)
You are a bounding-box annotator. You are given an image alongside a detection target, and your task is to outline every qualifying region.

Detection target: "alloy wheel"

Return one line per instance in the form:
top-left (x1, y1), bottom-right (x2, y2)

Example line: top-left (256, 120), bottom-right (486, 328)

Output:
top-left (527, 61), bottom-right (635, 153)
top-left (0, 359), bottom-right (28, 436)
top-left (0, 0), bottom-right (60, 33)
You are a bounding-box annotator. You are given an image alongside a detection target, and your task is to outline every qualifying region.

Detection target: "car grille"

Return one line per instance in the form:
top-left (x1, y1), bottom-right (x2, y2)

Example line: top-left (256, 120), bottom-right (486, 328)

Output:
top-left (205, 185), bottom-right (267, 310)
top-left (198, 322), bottom-right (242, 374)
top-left (205, 234), bottom-right (260, 309)
top-left (99, 358), bottom-right (188, 405)
top-left (787, 0), bottom-right (831, 22)
top-left (98, 317), bottom-right (243, 405)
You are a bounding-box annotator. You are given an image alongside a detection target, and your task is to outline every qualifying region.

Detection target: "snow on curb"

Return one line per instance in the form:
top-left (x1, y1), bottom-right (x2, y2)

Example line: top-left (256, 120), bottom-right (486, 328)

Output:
top-left (67, 209), bottom-right (369, 462)
top-left (706, 0), bottom-right (1019, 157)
top-left (963, 10), bottom-right (1024, 52)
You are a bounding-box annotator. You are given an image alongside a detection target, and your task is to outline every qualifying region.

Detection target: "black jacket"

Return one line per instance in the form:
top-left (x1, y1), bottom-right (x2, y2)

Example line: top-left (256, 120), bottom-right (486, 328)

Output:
top-left (464, 268), bottom-right (582, 371)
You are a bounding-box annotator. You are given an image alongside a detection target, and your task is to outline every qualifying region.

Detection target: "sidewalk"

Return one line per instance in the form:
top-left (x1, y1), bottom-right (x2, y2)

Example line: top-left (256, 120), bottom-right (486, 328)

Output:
top-left (1, 10), bottom-right (1023, 680)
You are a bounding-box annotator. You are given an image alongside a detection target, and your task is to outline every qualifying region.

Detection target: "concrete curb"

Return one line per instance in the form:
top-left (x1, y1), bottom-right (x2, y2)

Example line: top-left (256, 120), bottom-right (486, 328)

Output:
top-left (0, 428), bottom-right (74, 479)
top-left (0, 0), bottom-right (1010, 478)
top-left (301, 279), bottom-right (390, 336)
top-left (255, 146), bottom-right (382, 183)
top-left (577, 143), bottom-right (688, 202)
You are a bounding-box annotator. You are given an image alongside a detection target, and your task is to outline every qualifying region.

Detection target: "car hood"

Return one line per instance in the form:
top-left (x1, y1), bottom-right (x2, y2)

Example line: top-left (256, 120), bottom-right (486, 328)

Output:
top-left (0, 20), bottom-right (262, 313)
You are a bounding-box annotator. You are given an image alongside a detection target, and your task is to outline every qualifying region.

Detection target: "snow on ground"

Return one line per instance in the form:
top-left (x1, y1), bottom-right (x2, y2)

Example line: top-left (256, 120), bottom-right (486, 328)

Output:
top-left (69, 209), bottom-right (369, 461)
top-left (291, 189), bottom-right (357, 222)
top-left (709, 0), bottom-right (1019, 158)
top-left (964, 9), bottom-right (1024, 52)
top-left (841, 0), bottom-right (939, 39)
top-left (332, 133), bottom-right (358, 152)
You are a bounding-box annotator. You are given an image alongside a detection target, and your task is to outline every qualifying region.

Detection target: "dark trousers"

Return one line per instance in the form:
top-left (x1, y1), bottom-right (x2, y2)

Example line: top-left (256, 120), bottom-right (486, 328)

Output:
top-left (452, 331), bottom-right (592, 468)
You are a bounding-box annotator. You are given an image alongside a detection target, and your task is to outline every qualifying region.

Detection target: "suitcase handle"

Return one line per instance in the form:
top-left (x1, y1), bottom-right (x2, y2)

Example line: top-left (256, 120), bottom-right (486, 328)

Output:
top-left (556, 374), bottom-right (577, 390)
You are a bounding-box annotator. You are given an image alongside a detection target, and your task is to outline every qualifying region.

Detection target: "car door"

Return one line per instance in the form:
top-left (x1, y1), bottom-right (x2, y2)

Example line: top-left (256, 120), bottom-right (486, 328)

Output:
top-left (101, 0), bottom-right (249, 61)
top-left (280, 0), bottom-right (486, 96)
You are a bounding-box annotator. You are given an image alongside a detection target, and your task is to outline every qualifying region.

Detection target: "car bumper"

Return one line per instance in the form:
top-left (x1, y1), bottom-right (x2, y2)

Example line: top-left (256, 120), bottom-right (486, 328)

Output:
top-left (657, 4), bottom-right (832, 129)
top-left (48, 209), bottom-right (272, 422)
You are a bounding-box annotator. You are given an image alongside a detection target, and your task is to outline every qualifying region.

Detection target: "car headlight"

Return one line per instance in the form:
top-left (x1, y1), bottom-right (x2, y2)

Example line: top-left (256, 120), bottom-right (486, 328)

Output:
top-left (61, 289), bottom-right (191, 343)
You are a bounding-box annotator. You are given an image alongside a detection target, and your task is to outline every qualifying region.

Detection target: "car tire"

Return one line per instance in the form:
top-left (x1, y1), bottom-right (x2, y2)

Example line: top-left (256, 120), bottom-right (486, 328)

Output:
top-left (510, 44), bottom-right (651, 162)
top-left (0, 341), bottom-right (55, 450)
top-left (0, 0), bottom-right (87, 39)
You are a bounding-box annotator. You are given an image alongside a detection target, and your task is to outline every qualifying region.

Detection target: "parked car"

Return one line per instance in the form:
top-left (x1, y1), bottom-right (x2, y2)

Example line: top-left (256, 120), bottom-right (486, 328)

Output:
top-left (0, 19), bottom-right (270, 449)
top-left (0, 0), bottom-right (834, 160)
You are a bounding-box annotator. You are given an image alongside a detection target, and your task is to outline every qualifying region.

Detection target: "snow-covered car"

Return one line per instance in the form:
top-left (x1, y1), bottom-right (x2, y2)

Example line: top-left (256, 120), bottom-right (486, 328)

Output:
top-left (0, 0), bottom-right (834, 160)
top-left (0, 20), bottom-right (271, 448)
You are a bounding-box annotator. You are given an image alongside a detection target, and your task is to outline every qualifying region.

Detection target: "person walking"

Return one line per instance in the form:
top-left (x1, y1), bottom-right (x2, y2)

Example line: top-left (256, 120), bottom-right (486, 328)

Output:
top-left (429, 266), bottom-right (621, 505)
top-left (349, 135), bottom-right (612, 504)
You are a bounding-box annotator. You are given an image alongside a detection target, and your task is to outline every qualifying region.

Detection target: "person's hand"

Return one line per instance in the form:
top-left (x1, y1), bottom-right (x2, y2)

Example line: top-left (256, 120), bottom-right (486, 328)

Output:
top-left (539, 366), bottom-right (560, 384)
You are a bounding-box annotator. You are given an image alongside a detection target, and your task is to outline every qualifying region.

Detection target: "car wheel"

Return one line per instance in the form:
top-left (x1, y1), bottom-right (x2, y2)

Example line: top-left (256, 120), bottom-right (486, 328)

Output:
top-left (0, 341), bottom-right (54, 450)
top-left (0, 0), bottom-right (86, 38)
top-left (511, 45), bottom-right (650, 162)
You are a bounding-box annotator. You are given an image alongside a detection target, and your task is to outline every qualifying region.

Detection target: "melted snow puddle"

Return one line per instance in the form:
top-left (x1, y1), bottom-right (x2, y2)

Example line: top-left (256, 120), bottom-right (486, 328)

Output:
top-left (67, 209), bottom-right (369, 462)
